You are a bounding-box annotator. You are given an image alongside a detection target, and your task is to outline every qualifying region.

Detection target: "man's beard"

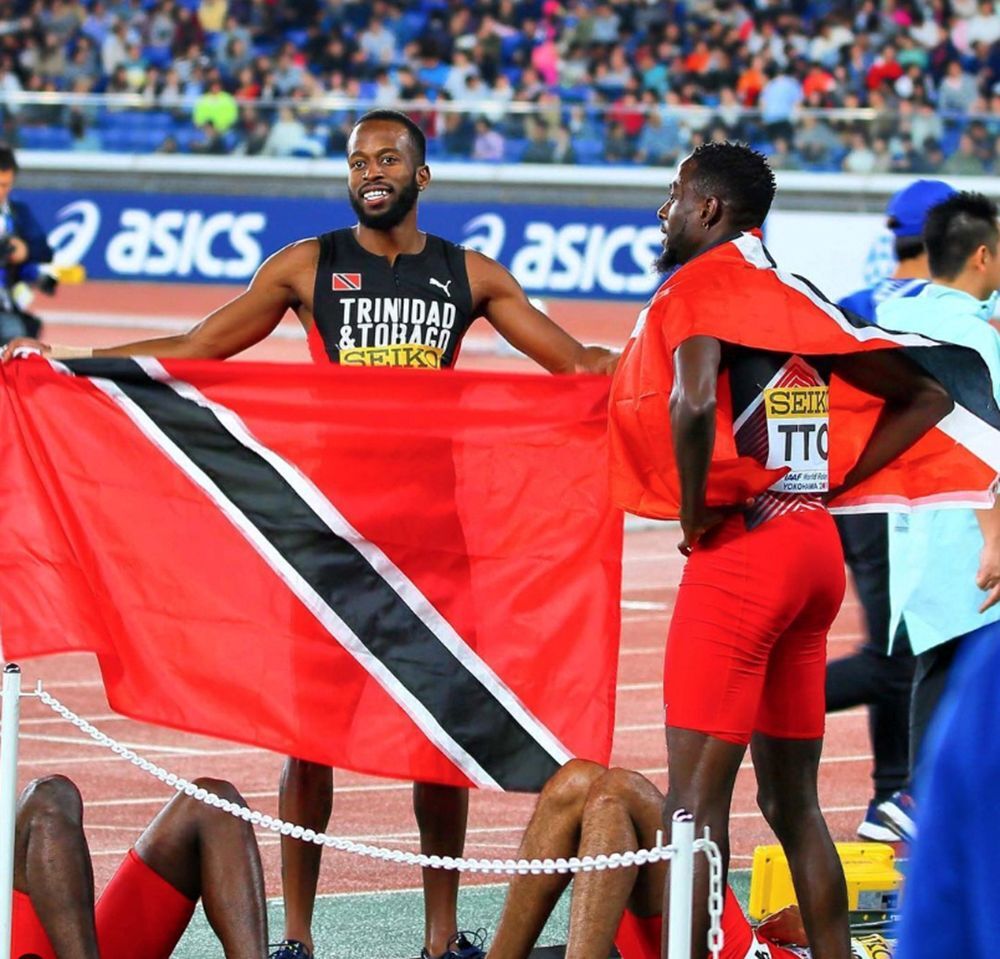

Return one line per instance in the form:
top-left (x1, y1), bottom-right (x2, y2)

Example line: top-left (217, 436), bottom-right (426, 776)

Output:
top-left (350, 177), bottom-right (420, 230)
top-left (653, 244), bottom-right (680, 275)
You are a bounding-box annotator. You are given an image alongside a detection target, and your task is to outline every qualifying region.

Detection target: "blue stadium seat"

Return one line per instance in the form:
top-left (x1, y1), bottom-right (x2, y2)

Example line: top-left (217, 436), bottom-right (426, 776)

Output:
top-left (575, 138), bottom-right (604, 165)
top-left (18, 126), bottom-right (73, 151)
top-left (503, 138), bottom-right (528, 162)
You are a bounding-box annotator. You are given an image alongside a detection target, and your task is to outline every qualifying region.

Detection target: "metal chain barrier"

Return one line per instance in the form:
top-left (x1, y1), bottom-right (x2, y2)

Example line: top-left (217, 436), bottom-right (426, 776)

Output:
top-left (28, 685), bottom-right (724, 953)
top-left (36, 687), bottom-right (677, 875)
top-left (695, 834), bottom-right (725, 959)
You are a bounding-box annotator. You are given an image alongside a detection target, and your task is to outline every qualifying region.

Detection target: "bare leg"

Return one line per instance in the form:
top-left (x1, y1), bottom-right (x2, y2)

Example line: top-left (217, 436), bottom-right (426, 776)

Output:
top-left (134, 777), bottom-right (268, 959)
top-left (490, 760), bottom-right (607, 959)
top-left (751, 734), bottom-right (850, 959)
top-left (566, 769), bottom-right (666, 959)
top-left (13, 775), bottom-right (99, 959)
top-left (661, 728), bottom-right (746, 959)
top-left (414, 781), bottom-right (469, 955)
top-left (278, 758), bottom-right (333, 953)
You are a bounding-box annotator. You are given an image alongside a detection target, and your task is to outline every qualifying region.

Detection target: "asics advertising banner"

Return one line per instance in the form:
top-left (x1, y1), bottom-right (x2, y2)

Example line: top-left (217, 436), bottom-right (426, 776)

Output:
top-left (0, 358), bottom-right (622, 790)
top-left (26, 188), bottom-right (664, 299)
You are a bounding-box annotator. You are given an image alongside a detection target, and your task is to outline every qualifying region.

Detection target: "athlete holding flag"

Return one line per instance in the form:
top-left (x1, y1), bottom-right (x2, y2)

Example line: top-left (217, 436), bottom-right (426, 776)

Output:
top-left (2, 109), bottom-right (617, 959)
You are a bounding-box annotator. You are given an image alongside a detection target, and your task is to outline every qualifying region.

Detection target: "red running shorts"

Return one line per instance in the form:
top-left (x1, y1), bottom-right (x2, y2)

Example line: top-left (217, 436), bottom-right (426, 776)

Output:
top-left (615, 887), bottom-right (804, 959)
top-left (664, 508), bottom-right (846, 745)
top-left (12, 848), bottom-right (196, 959)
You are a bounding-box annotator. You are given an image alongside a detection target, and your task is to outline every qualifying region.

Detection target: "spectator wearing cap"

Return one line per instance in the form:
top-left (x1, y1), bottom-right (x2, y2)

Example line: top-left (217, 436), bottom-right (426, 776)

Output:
top-left (827, 178), bottom-right (958, 845)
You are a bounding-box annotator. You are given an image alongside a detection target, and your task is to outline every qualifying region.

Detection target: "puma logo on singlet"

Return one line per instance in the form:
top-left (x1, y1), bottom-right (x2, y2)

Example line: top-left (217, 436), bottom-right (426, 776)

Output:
top-left (429, 277), bottom-right (452, 297)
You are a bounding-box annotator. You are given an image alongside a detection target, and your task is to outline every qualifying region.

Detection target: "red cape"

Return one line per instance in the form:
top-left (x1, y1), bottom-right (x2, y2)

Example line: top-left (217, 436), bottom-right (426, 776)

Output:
top-left (609, 232), bottom-right (999, 518)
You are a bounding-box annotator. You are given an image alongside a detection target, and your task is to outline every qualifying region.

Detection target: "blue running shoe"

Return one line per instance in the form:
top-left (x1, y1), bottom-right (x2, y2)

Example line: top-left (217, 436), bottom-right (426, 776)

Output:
top-left (856, 800), bottom-right (902, 842)
top-left (876, 790), bottom-right (916, 843)
top-left (269, 940), bottom-right (313, 959)
top-left (420, 929), bottom-right (487, 959)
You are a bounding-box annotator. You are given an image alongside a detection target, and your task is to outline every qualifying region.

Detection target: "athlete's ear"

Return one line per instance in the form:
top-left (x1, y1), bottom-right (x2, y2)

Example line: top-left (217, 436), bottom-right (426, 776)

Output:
top-left (701, 194), bottom-right (722, 229)
top-left (417, 164), bottom-right (431, 192)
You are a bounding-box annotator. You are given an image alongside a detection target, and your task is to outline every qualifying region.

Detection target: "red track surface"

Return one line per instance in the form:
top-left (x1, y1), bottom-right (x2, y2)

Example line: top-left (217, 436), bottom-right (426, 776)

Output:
top-left (7, 283), bottom-right (875, 897)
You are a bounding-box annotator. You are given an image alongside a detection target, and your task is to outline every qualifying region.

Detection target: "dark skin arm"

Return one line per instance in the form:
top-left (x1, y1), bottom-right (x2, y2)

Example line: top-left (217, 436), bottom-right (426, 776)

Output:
top-left (828, 349), bottom-right (953, 499)
top-left (0, 240), bottom-right (319, 361)
top-left (671, 342), bottom-right (953, 555)
top-left (670, 335), bottom-right (726, 553)
top-left (466, 250), bottom-right (619, 374)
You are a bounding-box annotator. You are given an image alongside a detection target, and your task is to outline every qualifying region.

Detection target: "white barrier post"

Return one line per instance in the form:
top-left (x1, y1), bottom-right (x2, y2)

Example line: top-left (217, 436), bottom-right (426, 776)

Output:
top-left (0, 664), bottom-right (22, 959)
top-left (667, 809), bottom-right (695, 959)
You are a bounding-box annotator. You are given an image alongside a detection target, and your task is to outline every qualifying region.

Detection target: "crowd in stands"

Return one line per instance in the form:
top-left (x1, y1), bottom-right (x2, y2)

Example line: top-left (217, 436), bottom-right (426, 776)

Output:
top-left (2, 0), bottom-right (1000, 172)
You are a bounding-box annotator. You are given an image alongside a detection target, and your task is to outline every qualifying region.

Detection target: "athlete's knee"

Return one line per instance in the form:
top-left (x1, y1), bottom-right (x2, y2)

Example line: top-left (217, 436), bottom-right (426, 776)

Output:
top-left (755, 785), bottom-right (819, 838)
top-left (190, 776), bottom-right (244, 805)
top-left (585, 767), bottom-right (648, 808)
top-left (538, 759), bottom-right (606, 816)
top-left (18, 775), bottom-right (84, 826)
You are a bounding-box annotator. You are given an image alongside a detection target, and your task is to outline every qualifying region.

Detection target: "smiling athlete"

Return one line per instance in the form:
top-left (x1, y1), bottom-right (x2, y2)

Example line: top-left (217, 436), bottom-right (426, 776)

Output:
top-left (2, 110), bottom-right (617, 959)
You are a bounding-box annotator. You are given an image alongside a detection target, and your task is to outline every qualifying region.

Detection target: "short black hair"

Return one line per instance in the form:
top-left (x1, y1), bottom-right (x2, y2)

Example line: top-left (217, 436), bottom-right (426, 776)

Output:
top-left (893, 234), bottom-right (926, 262)
top-left (688, 141), bottom-right (776, 230)
top-left (924, 191), bottom-right (999, 279)
top-left (351, 109), bottom-right (426, 165)
top-left (0, 145), bottom-right (18, 174)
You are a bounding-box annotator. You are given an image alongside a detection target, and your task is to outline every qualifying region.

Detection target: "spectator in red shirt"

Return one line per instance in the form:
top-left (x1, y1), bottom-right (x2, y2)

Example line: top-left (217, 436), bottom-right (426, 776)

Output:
top-left (867, 44), bottom-right (904, 90)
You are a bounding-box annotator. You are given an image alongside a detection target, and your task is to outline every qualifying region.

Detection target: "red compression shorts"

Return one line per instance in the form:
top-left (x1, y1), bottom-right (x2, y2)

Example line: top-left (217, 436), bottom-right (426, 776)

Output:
top-left (664, 509), bottom-right (846, 745)
top-left (615, 887), bottom-right (804, 959)
top-left (12, 849), bottom-right (196, 959)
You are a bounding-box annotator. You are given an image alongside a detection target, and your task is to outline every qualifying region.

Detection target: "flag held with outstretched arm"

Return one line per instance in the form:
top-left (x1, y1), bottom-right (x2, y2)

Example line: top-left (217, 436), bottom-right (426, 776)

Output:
top-left (0, 357), bottom-right (623, 791)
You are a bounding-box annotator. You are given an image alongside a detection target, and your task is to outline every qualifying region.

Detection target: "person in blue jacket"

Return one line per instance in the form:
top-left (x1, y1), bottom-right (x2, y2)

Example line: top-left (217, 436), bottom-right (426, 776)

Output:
top-left (826, 178), bottom-right (956, 842)
top-left (896, 625), bottom-right (1000, 959)
top-left (0, 143), bottom-right (54, 342)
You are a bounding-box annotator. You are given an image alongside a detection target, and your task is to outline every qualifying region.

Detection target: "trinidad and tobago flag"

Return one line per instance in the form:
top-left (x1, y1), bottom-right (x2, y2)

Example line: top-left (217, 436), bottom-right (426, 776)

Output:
top-left (332, 272), bottom-right (362, 291)
top-left (0, 358), bottom-right (622, 790)
top-left (610, 232), bottom-right (1000, 519)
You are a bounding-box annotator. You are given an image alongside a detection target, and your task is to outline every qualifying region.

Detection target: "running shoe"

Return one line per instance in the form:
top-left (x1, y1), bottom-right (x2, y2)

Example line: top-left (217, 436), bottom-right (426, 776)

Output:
top-left (876, 790), bottom-right (916, 843)
top-left (269, 940), bottom-right (314, 959)
top-left (856, 800), bottom-right (903, 843)
top-left (419, 929), bottom-right (487, 959)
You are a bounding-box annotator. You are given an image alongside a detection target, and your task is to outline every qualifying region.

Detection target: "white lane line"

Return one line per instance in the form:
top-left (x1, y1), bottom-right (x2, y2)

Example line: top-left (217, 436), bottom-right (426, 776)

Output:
top-left (84, 781), bottom-right (413, 808)
top-left (16, 733), bottom-right (261, 756)
top-left (637, 755), bottom-right (872, 777)
top-left (18, 713), bottom-right (123, 726)
top-left (17, 746), bottom-right (269, 767)
top-left (615, 709), bottom-right (866, 733)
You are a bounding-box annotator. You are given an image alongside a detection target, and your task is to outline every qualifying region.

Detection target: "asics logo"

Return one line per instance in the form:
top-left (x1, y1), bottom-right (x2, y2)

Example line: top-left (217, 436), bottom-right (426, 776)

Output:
top-left (429, 277), bottom-right (452, 297)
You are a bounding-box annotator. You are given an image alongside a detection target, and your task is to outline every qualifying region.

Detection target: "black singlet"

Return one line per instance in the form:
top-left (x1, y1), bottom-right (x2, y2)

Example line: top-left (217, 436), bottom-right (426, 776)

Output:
top-left (310, 228), bottom-right (476, 369)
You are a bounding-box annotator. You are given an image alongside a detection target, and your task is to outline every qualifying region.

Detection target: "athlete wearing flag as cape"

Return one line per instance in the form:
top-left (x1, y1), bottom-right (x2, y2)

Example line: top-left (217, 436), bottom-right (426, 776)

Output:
top-left (607, 142), bottom-right (995, 959)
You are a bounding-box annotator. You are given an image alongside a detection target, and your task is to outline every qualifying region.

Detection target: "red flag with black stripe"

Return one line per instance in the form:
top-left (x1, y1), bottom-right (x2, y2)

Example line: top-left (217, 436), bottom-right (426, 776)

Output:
top-left (0, 358), bottom-right (622, 790)
top-left (610, 232), bottom-right (1000, 519)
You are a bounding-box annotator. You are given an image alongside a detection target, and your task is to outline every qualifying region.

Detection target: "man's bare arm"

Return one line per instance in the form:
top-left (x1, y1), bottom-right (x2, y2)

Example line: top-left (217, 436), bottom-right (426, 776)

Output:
top-left (670, 335), bottom-right (721, 552)
top-left (830, 349), bottom-right (953, 498)
top-left (976, 499), bottom-right (1000, 612)
top-left (468, 251), bottom-right (618, 374)
top-left (0, 241), bottom-right (316, 362)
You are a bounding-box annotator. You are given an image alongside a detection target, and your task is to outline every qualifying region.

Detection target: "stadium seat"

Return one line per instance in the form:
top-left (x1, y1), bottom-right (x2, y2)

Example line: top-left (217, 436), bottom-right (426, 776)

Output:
top-left (17, 126), bottom-right (73, 151)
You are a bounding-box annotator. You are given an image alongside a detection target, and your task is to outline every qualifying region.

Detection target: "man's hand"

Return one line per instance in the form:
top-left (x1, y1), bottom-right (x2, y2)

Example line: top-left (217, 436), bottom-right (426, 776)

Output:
top-left (574, 346), bottom-right (620, 376)
top-left (678, 498), bottom-right (753, 555)
top-left (1, 337), bottom-right (50, 361)
top-left (976, 536), bottom-right (1000, 612)
top-left (5, 236), bottom-right (28, 265)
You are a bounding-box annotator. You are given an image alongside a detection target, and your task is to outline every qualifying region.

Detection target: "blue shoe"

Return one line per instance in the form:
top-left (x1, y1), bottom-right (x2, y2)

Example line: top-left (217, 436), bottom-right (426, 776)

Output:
top-left (420, 929), bottom-right (487, 959)
top-left (856, 800), bottom-right (902, 842)
top-left (269, 940), bottom-right (313, 959)
top-left (876, 790), bottom-right (916, 843)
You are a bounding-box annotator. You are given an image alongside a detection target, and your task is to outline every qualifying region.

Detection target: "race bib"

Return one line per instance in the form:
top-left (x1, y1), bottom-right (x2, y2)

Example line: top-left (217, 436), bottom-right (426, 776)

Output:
top-left (762, 372), bottom-right (829, 494)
